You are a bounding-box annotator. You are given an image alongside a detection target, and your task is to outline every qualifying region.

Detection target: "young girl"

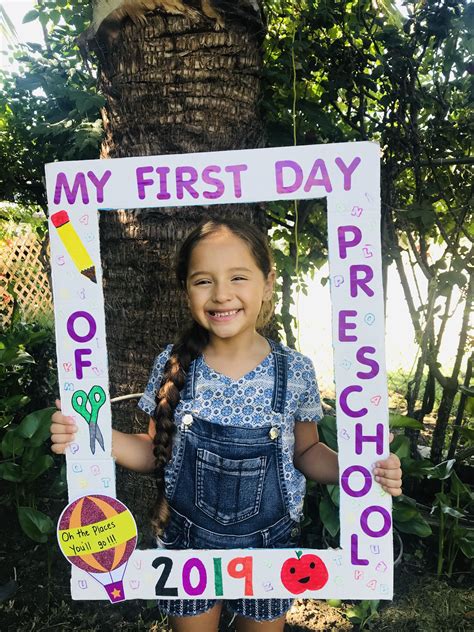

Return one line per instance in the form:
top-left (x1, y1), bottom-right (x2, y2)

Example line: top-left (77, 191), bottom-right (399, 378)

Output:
top-left (51, 218), bottom-right (402, 632)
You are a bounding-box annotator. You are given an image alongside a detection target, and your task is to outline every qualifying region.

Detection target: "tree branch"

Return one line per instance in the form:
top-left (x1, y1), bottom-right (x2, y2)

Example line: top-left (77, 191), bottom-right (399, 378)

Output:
top-left (404, 227), bottom-right (432, 281)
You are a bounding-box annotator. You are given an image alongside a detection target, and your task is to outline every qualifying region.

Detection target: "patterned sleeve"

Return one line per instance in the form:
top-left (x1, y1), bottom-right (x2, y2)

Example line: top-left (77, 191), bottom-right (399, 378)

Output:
top-left (137, 345), bottom-right (173, 416)
top-left (295, 355), bottom-right (323, 423)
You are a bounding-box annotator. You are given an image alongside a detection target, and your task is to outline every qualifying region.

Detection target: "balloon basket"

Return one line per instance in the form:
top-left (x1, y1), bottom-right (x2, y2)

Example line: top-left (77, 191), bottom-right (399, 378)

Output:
top-left (104, 580), bottom-right (126, 603)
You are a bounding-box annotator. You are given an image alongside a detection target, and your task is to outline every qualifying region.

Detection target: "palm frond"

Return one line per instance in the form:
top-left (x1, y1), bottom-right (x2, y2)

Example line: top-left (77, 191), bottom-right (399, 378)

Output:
top-left (0, 3), bottom-right (18, 45)
top-left (373, 0), bottom-right (404, 28)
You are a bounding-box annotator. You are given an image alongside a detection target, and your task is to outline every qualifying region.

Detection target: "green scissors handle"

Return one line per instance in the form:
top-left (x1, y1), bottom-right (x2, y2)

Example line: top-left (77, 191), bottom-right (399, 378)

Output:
top-left (71, 386), bottom-right (106, 454)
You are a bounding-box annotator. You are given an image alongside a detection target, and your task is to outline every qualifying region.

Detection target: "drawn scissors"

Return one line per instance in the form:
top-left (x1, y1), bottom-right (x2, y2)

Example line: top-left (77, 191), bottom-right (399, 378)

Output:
top-left (71, 385), bottom-right (106, 454)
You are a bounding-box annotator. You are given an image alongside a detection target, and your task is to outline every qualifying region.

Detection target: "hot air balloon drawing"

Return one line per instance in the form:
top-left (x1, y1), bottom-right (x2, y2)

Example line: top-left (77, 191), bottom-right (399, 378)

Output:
top-left (57, 494), bottom-right (138, 602)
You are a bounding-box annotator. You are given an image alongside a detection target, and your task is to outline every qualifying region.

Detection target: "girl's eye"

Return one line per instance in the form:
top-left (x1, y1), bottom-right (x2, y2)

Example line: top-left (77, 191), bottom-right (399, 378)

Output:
top-left (194, 279), bottom-right (211, 286)
top-left (232, 276), bottom-right (247, 281)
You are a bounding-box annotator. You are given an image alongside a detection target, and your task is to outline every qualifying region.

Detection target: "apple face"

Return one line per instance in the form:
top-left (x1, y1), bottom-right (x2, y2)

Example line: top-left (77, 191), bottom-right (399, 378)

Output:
top-left (280, 552), bottom-right (329, 594)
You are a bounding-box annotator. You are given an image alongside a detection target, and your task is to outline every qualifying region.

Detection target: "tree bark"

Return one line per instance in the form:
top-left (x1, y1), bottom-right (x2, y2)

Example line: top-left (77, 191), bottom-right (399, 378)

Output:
top-left (431, 273), bottom-right (473, 463)
top-left (91, 4), bottom-right (267, 538)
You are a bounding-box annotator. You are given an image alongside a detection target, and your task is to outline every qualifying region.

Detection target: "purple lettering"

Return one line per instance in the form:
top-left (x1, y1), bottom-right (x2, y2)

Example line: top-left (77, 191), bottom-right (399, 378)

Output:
top-left (182, 558), bottom-right (207, 596)
top-left (87, 170), bottom-right (112, 203)
top-left (54, 172), bottom-right (89, 205)
top-left (74, 348), bottom-right (92, 380)
top-left (351, 534), bottom-right (369, 566)
top-left (356, 346), bottom-right (379, 379)
top-left (340, 385), bottom-right (368, 418)
top-left (304, 159), bottom-right (332, 193)
top-left (339, 310), bottom-right (358, 342)
top-left (338, 226), bottom-right (362, 259)
top-left (176, 166), bottom-right (199, 199)
top-left (355, 423), bottom-right (384, 455)
top-left (335, 156), bottom-right (361, 191)
top-left (360, 506), bottom-right (391, 538)
top-left (350, 265), bottom-right (374, 298)
top-left (341, 465), bottom-right (372, 497)
top-left (67, 311), bottom-right (97, 343)
top-left (155, 167), bottom-right (171, 200)
top-left (225, 164), bottom-right (247, 198)
top-left (203, 165), bottom-right (225, 200)
top-left (136, 166), bottom-right (154, 200)
top-left (275, 160), bottom-right (303, 194)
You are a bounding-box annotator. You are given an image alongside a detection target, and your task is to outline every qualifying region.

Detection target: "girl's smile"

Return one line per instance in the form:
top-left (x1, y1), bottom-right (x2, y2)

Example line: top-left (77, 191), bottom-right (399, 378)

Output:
top-left (207, 308), bottom-right (242, 321)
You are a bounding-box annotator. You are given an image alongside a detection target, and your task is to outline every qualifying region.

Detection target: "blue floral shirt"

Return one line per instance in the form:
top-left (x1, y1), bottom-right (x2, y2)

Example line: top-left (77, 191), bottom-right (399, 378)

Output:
top-left (138, 343), bottom-right (323, 521)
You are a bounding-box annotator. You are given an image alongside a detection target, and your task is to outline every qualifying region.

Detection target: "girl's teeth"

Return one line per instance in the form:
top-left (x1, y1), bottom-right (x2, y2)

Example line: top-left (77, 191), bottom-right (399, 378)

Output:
top-left (211, 310), bottom-right (238, 317)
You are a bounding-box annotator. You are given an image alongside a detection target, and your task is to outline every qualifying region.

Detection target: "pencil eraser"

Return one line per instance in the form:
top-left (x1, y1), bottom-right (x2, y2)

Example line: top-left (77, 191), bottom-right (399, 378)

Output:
top-left (51, 210), bottom-right (70, 227)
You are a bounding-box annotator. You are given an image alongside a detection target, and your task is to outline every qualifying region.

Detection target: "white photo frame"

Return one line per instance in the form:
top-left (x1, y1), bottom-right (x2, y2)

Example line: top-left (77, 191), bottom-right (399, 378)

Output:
top-left (46, 141), bottom-right (393, 601)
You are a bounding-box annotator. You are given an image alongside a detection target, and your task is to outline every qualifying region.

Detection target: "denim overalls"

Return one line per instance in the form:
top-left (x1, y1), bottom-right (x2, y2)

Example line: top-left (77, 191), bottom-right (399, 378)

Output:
top-left (157, 339), bottom-right (301, 621)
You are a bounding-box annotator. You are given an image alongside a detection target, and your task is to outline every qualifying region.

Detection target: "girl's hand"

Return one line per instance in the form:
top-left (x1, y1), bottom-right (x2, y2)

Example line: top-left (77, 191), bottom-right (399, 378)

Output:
top-left (373, 434), bottom-right (402, 496)
top-left (50, 399), bottom-right (77, 454)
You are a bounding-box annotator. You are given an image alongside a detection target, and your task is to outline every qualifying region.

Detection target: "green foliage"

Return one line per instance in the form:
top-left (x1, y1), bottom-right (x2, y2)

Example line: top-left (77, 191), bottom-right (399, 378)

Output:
top-left (17, 505), bottom-right (55, 543)
top-left (346, 599), bottom-right (380, 629)
top-left (393, 495), bottom-right (432, 538)
top-left (263, 1), bottom-right (472, 466)
top-left (396, 453), bottom-right (474, 574)
top-left (0, 202), bottom-right (47, 240)
top-left (1, 318), bottom-right (58, 427)
top-left (0, 0), bottom-right (101, 207)
top-left (389, 429), bottom-right (473, 566)
top-left (428, 462), bottom-right (474, 576)
top-left (0, 314), bottom-right (63, 543)
top-left (318, 483), bottom-right (339, 538)
top-left (317, 414), bottom-right (338, 450)
top-left (388, 413), bottom-right (423, 430)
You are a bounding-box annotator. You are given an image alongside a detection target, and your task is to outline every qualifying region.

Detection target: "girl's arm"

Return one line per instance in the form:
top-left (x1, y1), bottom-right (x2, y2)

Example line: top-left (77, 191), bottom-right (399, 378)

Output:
top-left (293, 422), bottom-right (339, 484)
top-left (293, 421), bottom-right (403, 496)
top-left (50, 401), bottom-right (156, 473)
top-left (111, 419), bottom-right (156, 473)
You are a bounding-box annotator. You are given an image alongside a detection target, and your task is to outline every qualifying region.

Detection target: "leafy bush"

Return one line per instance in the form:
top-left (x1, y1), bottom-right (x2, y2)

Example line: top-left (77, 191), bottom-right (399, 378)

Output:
top-left (0, 316), bottom-right (64, 542)
top-left (428, 459), bottom-right (473, 577)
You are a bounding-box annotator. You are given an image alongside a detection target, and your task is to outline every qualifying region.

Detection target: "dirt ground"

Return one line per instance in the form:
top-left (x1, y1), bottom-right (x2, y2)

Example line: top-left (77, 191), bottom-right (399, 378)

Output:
top-left (1, 506), bottom-right (473, 632)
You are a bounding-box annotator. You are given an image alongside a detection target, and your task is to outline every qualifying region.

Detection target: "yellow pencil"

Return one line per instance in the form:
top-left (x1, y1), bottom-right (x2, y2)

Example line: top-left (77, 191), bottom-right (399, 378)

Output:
top-left (51, 210), bottom-right (97, 283)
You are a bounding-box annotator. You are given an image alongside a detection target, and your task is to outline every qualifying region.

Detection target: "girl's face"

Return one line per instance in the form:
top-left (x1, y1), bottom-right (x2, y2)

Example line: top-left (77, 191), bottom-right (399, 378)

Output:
top-left (185, 229), bottom-right (275, 343)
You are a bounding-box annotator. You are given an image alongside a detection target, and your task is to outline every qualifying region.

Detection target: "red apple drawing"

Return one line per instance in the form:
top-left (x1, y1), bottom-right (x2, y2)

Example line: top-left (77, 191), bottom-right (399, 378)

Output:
top-left (280, 551), bottom-right (329, 594)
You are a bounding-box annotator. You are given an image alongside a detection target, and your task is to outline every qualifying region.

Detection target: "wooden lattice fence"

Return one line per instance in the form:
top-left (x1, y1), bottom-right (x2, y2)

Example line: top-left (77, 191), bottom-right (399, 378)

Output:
top-left (1, 226), bottom-right (53, 328)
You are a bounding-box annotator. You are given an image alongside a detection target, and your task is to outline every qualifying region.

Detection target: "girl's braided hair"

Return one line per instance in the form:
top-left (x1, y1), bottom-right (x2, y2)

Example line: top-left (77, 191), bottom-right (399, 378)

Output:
top-left (151, 218), bottom-right (274, 535)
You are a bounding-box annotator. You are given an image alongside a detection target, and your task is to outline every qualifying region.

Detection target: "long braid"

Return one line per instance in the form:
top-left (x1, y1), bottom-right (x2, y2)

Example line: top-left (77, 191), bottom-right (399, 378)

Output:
top-left (151, 322), bottom-right (208, 535)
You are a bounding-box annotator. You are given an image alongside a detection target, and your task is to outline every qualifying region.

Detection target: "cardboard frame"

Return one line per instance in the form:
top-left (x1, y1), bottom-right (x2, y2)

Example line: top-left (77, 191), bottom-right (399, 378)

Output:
top-left (46, 141), bottom-right (393, 601)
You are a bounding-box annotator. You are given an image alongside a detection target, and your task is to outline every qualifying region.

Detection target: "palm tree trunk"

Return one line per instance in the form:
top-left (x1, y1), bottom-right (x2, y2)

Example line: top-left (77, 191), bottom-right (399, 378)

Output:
top-left (90, 3), bottom-right (267, 538)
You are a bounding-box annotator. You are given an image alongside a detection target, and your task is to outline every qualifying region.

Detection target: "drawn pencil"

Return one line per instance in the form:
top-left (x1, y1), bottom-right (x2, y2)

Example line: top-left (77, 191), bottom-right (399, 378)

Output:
top-left (51, 210), bottom-right (97, 283)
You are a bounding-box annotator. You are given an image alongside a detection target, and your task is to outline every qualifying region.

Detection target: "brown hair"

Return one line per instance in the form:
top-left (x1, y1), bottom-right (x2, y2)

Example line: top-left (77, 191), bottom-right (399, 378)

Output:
top-left (151, 218), bottom-right (274, 534)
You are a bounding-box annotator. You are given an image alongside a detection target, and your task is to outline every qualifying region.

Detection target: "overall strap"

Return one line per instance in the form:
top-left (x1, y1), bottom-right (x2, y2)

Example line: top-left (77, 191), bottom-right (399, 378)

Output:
top-left (181, 359), bottom-right (198, 401)
top-left (267, 339), bottom-right (288, 414)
